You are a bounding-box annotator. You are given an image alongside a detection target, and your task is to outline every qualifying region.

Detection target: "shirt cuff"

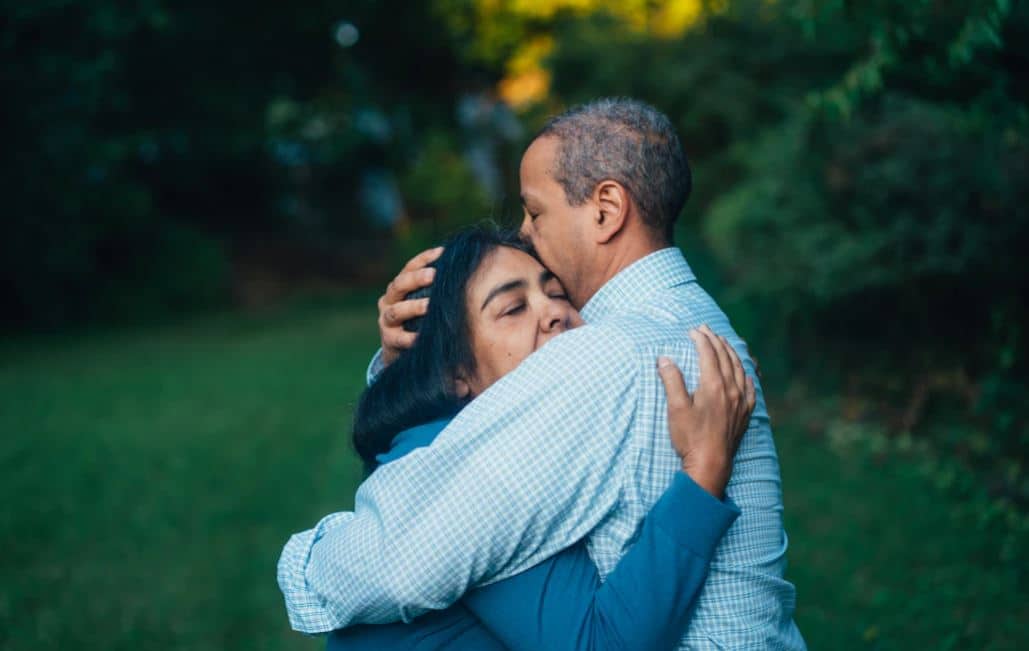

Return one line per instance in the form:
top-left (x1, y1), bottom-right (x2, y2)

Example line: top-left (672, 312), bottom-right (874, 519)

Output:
top-left (276, 512), bottom-right (355, 634)
top-left (366, 349), bottom-right (386, 386)
top-left (649, 471), bottom-right (741, 561)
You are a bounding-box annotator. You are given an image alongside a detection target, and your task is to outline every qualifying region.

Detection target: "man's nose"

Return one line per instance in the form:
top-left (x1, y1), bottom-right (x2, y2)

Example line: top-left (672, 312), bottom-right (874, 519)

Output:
top-left (519, 214), bottom-right (533, 240)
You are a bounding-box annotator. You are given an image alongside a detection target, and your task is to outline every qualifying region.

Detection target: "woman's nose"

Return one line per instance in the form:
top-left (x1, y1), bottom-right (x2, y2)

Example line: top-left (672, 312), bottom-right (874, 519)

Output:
top-left (540, 306), bottom-right (567, 333)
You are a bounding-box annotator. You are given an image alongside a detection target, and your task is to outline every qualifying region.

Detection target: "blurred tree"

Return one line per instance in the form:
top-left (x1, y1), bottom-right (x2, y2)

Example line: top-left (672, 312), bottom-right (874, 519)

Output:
top-left (2, 0), bottom-right (500, 327)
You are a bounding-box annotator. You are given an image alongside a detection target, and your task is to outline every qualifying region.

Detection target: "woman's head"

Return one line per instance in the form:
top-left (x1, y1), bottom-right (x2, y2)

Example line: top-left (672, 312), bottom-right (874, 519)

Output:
top-left (352, 224), bottom-right (581, 467)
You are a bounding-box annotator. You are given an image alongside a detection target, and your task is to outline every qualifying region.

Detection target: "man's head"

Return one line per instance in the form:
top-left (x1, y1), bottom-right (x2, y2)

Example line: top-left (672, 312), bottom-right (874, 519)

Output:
top-left (519, 98), bottom-right (691, 308)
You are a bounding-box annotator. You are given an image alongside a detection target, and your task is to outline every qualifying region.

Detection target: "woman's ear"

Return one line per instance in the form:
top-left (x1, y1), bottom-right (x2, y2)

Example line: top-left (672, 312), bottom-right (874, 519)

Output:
top-left (594, 179), bottom-right (630, 244)
top-left (453, 376), bottom-right (471, 399)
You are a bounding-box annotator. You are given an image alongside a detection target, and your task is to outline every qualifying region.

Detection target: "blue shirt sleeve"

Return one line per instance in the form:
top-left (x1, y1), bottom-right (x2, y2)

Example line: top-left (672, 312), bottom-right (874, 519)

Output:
top-left (324, 603), bottom-right (505, 651)
top-left (461, 472), bottom-right (739, 651)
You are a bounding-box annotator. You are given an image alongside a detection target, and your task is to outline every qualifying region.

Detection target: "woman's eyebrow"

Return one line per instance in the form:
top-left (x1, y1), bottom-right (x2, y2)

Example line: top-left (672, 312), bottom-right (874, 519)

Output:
top-left (481, 279), bottom-right (527, 311)
top-left (539, 270), bottom-right (557, 286)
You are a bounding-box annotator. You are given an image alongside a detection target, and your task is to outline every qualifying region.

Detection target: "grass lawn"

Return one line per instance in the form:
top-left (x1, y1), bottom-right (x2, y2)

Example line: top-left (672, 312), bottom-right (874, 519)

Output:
top-left (1, 300), bottom-right (1023, 650)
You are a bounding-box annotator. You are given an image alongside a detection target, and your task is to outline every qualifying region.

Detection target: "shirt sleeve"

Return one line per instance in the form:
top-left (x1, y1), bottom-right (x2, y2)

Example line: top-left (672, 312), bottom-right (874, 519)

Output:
top-left (462, 472), bottom-right (740, 651)
top-left (303, 324), bottom-right (642, 629)
top-left (365, 348), bottom-right (386, 386)
top-left (324, 603), bottom-right (507, 651)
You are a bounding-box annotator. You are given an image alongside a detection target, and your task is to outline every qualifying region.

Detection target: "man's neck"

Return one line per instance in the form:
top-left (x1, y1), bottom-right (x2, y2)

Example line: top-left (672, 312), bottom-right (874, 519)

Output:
top-left (576, 236), bottom-right (669, 309)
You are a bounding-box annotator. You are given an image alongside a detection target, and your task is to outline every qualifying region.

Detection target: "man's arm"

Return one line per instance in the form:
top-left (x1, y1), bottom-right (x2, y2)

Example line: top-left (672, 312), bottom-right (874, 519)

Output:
top-left (297, 325), bottom-right (644, 631)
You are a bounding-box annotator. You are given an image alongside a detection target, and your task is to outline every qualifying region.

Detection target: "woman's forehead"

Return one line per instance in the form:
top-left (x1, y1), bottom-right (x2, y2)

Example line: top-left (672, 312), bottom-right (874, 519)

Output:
top-left (469, 247), bottom-right (548, 294)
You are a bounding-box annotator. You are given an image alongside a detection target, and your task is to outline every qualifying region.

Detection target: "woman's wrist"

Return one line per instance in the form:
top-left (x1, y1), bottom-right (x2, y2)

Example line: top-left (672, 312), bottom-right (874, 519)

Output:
top-left (681, 455), bottom-right (729, 500)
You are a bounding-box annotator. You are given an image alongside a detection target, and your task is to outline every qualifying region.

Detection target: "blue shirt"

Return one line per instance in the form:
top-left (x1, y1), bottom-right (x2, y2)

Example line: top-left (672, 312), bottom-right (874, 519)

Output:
top-left (326, 416), bottom-right (739, 650)
top-left (278, 248), bottom-right (805, 649)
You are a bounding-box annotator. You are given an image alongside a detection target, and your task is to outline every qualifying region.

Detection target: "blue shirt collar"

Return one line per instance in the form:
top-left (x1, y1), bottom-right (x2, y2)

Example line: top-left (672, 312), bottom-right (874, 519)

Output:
top-left (376, 416), bottom-right (454, 466)
top-left (580, 247), bottom-right (697, 323)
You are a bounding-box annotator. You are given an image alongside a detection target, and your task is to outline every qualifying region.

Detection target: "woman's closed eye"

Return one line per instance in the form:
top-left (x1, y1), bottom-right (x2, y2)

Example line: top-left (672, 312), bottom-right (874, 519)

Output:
top-left (501, 302), bottom-right (526, 317)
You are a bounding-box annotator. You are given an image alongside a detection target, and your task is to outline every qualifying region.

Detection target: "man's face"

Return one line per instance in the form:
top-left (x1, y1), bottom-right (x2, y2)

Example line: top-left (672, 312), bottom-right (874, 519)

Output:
top-left (519, 136), bottom-right (595, 309)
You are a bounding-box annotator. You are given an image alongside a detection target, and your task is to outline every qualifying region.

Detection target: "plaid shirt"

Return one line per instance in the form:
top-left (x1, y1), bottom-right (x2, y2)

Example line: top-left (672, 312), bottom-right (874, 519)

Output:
top-left (277, 248), bottom-right (805, 649)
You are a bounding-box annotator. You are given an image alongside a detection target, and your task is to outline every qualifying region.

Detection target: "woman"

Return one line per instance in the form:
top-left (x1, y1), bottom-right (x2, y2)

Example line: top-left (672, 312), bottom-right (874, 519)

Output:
top-left (331, 225), bottom-right (754, 650)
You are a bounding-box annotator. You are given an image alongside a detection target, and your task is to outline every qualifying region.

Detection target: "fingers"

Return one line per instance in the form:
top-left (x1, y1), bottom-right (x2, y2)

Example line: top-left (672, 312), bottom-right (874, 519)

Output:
top-left (381, 297), bottom-right (430, 328)
top-left (383, 267), bottom-right (437, 305)
top-left (723, 335), bottom-right (746, 397)
top-left (701, 325), bottom-right (735, 393)
top-left (689, 329), bottom-right (719, 397)
top-left (382, 329), bottom-right (417, 352)
top-left (401, 246), bottom-right (444, 273)
top-left (384, 246), bottom-right (443, 305)
top-left (658, 357), bottom-right (692, 412)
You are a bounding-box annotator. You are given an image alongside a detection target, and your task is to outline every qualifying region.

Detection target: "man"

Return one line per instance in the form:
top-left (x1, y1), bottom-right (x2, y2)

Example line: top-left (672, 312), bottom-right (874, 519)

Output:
top-left (279, 98), bottom-right (805, 648)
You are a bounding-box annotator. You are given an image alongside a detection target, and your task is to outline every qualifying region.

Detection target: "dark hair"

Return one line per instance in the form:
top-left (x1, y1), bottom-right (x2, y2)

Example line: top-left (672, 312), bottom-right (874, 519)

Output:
top-left (351, 224), bottom-right (531, 470)
top-left (535, 97), bottom-right (691, 242)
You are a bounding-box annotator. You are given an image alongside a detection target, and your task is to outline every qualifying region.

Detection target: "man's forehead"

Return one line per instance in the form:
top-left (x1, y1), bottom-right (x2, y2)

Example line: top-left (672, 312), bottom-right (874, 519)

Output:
top-left (520, 138), bottom-right (561, 201)
top-left (521, 136), bottom-right (559, 174)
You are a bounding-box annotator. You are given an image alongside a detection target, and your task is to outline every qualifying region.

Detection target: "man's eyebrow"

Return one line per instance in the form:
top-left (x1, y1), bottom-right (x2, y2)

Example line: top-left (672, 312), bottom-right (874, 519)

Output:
top-left (481, 279), bottom-right (527, 311)
top-left (521, 191), bottom-right (539, 207)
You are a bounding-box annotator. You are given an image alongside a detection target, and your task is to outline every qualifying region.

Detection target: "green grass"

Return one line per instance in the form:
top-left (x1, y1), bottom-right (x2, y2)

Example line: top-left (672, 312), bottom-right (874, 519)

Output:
top-left (0, 302), bottom-right (1023, 650)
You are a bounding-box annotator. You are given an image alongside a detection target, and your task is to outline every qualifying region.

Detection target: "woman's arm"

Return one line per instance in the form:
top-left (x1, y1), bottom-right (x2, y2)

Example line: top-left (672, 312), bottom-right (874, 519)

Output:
top-left (462, 471), bottom-right (738, 651)
top-left (325, 603), bottom-right (505, 651)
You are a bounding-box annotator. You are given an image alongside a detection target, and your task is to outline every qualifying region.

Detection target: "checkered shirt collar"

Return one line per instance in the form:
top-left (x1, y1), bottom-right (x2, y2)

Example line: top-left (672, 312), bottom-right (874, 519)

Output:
top-left (580, 247), bottom-right (697, 323)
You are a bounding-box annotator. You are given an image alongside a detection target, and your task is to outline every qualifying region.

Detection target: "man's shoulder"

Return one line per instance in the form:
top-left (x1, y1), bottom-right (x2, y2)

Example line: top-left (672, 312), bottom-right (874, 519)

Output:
top-left (532, 321), bottom-right (640, 368)
top-left (601, 298), bottom-right (699, 351)
top-left (542, 305), bottom-right (697, 360)
top-left (477, 323), bottom-right (643, 401)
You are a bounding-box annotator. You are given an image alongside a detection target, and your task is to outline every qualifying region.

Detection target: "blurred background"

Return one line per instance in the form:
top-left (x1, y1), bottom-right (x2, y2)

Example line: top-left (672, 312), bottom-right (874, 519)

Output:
top-left (2, 0), bottom-right (1027, 649)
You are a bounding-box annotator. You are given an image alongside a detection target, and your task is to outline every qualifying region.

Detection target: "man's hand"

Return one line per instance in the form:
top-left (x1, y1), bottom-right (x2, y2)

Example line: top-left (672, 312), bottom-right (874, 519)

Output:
top-left (658, 325), bottom-right (756, 499)
top-left (377, 246), bottom-right (443, 365)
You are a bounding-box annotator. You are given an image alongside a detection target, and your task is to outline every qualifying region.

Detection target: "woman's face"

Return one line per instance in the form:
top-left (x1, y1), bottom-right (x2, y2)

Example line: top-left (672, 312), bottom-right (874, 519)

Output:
top-left (459, 246), bottom-right (583, 397)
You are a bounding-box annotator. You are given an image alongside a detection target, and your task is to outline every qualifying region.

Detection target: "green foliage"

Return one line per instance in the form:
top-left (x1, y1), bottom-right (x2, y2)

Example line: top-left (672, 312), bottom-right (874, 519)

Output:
top-left (394, 132), bottom-right (495, 264)
top-left (399, 132), bottom-right (493, 226)
top-left (780, 393), bottom-right (1028, 649)
top-left (706, 98), bottom-right (1028, 304)
top-left (3, 0), bottom-right (486, 327)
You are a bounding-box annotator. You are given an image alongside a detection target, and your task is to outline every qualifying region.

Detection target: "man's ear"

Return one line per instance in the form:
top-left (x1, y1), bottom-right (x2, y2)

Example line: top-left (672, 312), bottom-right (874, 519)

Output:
top-left (594, 180), bottom-right (630, 244)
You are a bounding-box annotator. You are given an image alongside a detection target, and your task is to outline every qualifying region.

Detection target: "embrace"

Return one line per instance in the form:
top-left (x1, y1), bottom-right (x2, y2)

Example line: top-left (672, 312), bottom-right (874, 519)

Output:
top-left (278, 98), bottom-right (805, 649)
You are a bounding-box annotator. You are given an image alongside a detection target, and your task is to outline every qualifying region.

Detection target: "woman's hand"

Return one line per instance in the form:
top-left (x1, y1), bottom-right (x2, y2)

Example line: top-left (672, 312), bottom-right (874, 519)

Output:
top-left (657, 325), bottom-right (756, 499)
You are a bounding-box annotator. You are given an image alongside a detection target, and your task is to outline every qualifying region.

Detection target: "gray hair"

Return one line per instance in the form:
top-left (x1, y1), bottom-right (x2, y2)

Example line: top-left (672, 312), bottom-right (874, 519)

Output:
top-left (535, 97), bottom-right (692, 241)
